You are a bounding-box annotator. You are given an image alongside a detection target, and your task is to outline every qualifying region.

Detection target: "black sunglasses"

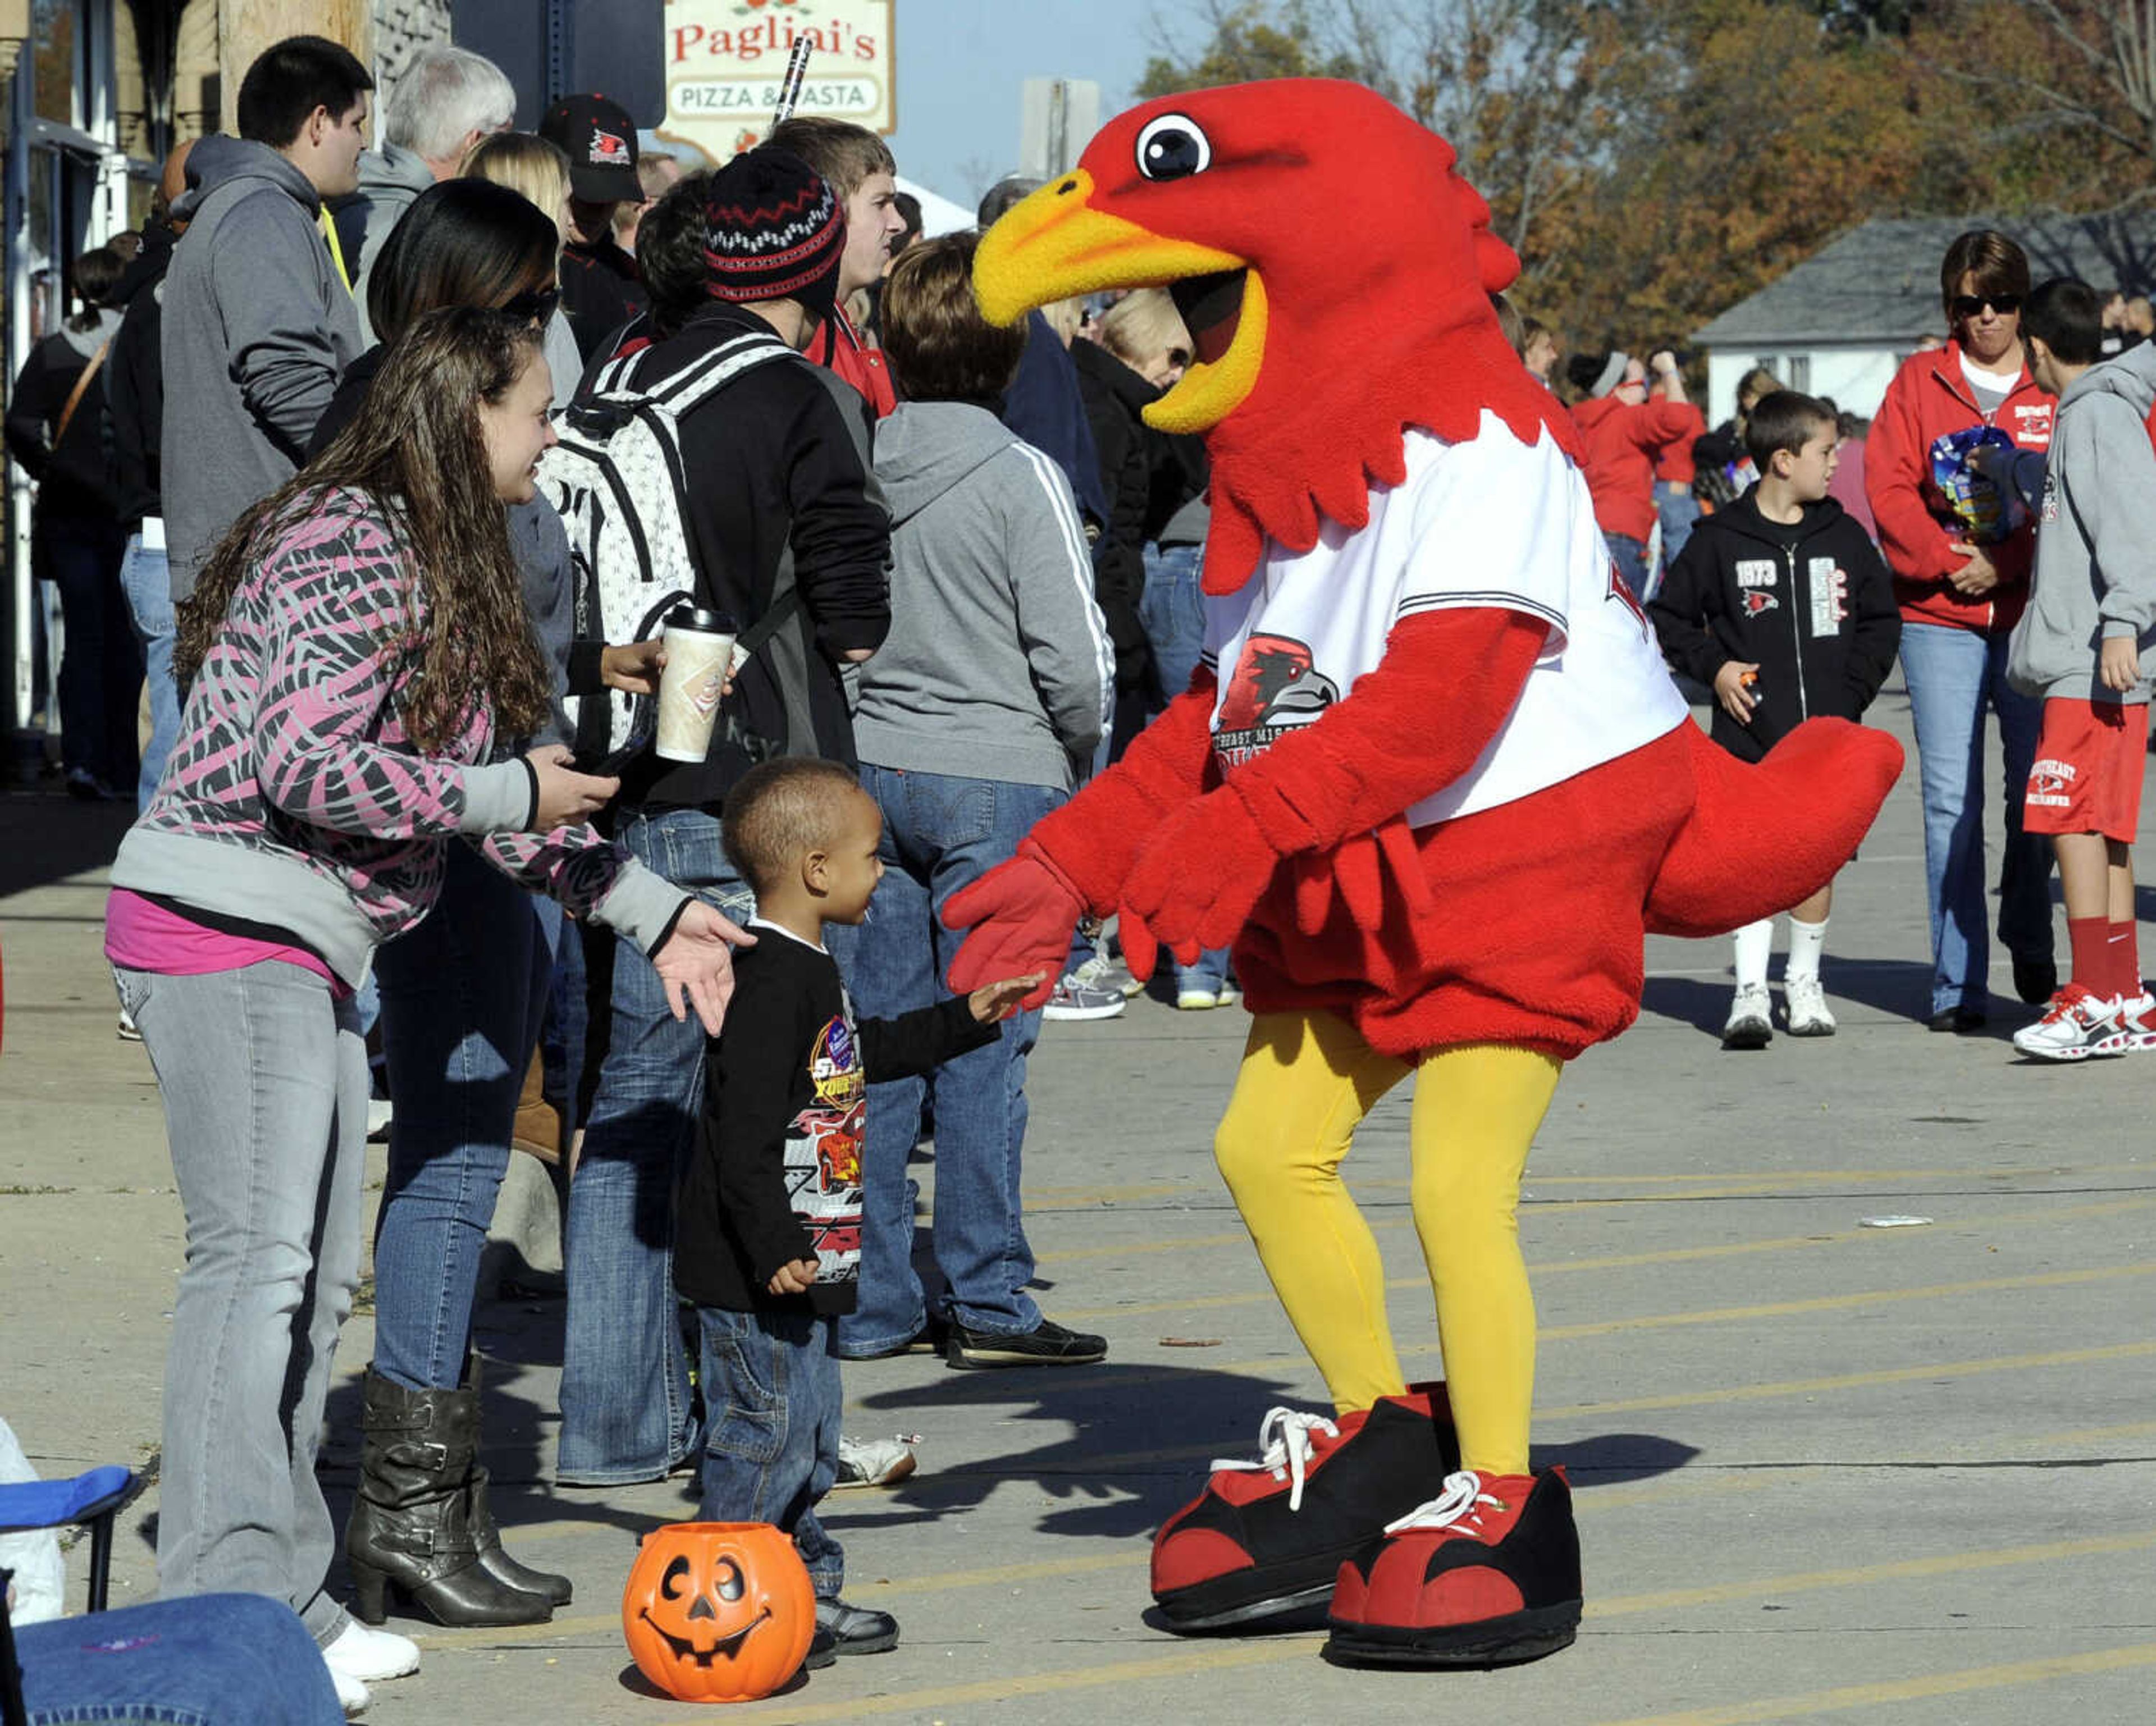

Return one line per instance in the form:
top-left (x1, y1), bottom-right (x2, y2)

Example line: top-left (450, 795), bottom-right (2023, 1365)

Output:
top-left (503, 285), bottom-right (562, 325)
top-left (1951, 293), bottom-right (2020, 321)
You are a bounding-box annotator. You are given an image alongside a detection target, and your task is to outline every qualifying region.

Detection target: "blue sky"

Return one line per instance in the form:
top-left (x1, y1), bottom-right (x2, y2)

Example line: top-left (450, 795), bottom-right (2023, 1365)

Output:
top-left (883, 0), bottom-right (1184, 208)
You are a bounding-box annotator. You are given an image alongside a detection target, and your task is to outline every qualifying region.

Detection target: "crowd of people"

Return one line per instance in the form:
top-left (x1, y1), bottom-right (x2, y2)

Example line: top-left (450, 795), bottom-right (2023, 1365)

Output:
top-left (6, 29), bottom-right (2154, 1718)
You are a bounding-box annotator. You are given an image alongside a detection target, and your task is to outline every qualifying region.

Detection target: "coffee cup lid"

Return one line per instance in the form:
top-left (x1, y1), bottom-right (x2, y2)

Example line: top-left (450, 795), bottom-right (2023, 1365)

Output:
top-left (666, 605), bottom-right (737, 634)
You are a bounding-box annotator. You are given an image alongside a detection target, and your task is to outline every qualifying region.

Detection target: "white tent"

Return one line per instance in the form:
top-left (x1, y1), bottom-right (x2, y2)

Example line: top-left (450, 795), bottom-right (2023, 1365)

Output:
top-left (897, 175), bottom-right (976, 237)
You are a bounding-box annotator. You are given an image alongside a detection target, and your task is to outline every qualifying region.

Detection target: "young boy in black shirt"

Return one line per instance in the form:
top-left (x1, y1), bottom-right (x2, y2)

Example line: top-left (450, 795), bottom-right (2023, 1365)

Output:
top-left (673, 758), bottom-right (1038, 1657)
top-left (1650, 391), bottom-right (1900, 1049)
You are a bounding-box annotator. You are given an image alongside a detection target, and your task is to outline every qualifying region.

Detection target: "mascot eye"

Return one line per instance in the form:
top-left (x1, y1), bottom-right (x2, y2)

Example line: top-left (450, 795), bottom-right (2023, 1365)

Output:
top-left (1135, 114), bottom-right (1212, 182)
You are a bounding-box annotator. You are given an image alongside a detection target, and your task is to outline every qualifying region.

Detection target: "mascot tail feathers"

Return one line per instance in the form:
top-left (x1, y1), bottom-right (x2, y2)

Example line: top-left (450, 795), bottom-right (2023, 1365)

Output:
top-left (1645, 720), bottom-right (1904, 939)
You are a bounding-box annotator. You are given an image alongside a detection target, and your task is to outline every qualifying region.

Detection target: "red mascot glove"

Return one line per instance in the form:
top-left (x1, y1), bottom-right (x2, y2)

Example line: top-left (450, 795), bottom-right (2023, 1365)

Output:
top-left (1116, 786), bottom-right (1278, 983)
top-left (941, 841), bottom-right (1085, 1011)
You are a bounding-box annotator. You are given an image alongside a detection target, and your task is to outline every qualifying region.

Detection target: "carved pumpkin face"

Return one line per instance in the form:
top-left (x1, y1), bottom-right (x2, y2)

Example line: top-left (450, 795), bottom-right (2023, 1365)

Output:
top-left (620, 1521), bottom-right (815, 1702)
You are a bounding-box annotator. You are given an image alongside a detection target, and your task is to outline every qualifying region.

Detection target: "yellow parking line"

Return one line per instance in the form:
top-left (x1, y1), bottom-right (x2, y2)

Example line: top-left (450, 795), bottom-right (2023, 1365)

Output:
top-left (655, 1529), bottom-right (2156, 1723)
top-left (1055, 1193), bottom-right (2156, 1318)
top-left (1037, 1188), bottom-right (2156, 1270)
top-left (1589, 1641), bottom-right (2156, 1725)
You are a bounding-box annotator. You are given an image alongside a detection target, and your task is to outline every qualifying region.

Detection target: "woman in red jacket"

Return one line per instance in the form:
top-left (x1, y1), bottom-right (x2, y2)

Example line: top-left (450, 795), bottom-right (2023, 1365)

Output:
top-left (1866, 230), bottom-right (2057, 1031)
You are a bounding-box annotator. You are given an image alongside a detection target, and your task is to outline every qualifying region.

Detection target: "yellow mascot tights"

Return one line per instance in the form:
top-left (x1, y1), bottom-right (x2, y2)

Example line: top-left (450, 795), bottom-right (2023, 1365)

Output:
top-left (1214, 1011), bottom-right (1561, 1477)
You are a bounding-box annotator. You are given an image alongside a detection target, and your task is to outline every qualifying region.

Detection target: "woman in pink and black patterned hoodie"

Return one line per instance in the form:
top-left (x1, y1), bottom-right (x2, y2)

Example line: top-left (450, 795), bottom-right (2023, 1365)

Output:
top-left (102, 307), bottom-right (750, 1701)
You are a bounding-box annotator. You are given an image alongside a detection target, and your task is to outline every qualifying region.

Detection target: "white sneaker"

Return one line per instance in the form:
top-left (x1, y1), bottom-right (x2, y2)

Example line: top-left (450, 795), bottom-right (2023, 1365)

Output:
top-left (2116, 990), bottom-right (2156, 1051)
top-left (325, 1661), bottom-right (369, 1716)
top-left (1783, 976), bottom-right (1836, 1037)
top-left (2012, 986), bottom-right (2126, 1061)
top-left (323, 1618), bottom-right (419, 1683)
top-left (834, 1433), bottom-right (918, 1490)
top-left (1176, 986), bottom-right (1223, 1010)
top-left (1070, 951), bottom-right (1141, 998)
top-left (1040, 972), bottom-right (1126, 1022)
top-left (1721, 983), bottom-right (1772, 1050)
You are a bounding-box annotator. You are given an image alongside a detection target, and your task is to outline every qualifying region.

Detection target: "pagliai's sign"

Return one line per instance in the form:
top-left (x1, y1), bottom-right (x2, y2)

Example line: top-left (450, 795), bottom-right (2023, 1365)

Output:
top-left (661, 0), bottom-right (895, 161)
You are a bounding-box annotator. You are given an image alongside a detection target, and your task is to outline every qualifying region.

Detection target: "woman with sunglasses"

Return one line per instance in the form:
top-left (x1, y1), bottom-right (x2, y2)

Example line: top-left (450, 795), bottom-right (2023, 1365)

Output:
top-left (1867, 229), bottom-right (2059, 1032)
top-left (306, 180), bottom-right (666, 1630)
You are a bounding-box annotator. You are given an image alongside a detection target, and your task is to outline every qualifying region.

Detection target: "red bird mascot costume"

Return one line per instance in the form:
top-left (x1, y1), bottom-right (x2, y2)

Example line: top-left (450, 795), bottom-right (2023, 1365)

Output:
top-left (945, 80), bottom-right (1903, 1669)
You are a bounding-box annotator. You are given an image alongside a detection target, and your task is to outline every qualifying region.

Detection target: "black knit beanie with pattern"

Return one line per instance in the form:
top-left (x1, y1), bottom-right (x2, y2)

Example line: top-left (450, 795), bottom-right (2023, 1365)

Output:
top-left (701, 146), bottom-right (846, 322)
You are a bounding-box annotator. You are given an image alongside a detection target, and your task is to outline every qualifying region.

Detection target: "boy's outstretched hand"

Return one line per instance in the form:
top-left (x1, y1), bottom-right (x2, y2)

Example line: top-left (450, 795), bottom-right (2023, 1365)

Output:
top-left (969, 973), bottom-right (1045, 1024)
top-left (767, 1257), bottom-right (819, 1296)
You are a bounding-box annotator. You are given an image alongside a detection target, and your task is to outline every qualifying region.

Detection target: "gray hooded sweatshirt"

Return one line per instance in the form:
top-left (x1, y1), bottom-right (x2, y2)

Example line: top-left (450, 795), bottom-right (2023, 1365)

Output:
top-left (162, 136), bottom-right (362, 599)
top-left (344, 143), bottom-right (436, 345)
top-left (854, 402), bottom-right (1111, 788)
top-left (2007, 342), bottom-right (2156, 704)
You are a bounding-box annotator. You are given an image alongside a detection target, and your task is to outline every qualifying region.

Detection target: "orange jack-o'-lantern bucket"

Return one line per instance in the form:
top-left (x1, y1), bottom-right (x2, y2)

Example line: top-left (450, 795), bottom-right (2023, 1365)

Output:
top-left (621, 1521), bottom-right (815, 1702)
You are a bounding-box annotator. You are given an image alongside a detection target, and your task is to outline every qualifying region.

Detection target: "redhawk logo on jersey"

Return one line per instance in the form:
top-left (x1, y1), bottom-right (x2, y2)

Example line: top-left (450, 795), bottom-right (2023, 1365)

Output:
top-left (589, 126), bottom-right (630, 167)
top-left (2027, 759), bottom-right (2076, 809)
top-left (1742, 590), bottom-right (1779, 616)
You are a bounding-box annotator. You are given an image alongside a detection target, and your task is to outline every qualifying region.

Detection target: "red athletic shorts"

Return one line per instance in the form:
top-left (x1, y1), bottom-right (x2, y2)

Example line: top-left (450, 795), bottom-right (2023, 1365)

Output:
top-left (2022, 698), bottom-right (2150, 843)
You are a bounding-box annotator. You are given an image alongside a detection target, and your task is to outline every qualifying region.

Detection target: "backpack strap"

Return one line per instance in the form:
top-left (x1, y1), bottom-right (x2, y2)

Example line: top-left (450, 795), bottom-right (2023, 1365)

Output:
top-left (53, 339), bottom-right (111, 449)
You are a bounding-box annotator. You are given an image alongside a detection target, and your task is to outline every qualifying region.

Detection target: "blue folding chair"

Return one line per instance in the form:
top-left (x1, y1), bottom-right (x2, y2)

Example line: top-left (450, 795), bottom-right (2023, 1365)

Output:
top-left (0, 1465), bottom-right (135, 1726)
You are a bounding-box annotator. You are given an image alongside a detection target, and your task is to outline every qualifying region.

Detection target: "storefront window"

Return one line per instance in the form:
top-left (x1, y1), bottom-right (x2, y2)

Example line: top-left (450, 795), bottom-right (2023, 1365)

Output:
top-left (32, 0), bottom-right (75, 129)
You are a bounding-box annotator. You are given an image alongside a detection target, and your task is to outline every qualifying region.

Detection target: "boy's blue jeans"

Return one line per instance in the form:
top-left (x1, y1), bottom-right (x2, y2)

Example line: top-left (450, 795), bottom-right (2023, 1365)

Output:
top-left (560, 807), bottom-right (756, 1484)
top-left (838, 764), bottom-right (1054, 1356)
top-left (694, 1305), bottom-right (844, 1599)
top-left (1898, 621), bottom-right (2055, 1013)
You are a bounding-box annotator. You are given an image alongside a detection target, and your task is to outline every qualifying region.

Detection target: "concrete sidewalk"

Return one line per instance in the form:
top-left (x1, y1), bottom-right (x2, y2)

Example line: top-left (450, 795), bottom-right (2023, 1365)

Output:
top-left (2, 685), bottom-right (2152, 1725)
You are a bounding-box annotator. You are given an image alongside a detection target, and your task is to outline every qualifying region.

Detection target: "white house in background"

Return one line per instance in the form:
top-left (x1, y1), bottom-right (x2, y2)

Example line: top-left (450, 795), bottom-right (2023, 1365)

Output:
top-left (1692, 211), bottom-right (2156, 427)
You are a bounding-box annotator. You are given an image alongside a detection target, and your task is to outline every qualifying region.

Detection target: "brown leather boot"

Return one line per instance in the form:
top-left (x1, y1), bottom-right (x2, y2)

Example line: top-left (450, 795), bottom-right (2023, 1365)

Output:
top-left (510, 1051), bottom-right (560, 1166)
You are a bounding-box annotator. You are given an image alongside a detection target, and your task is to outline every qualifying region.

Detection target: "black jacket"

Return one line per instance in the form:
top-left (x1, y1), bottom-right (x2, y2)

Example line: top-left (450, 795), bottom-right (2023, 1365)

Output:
top-left (1070, 338), bottom-right (1206, 694)
top-left (5, 318), bottom-right (122, 522)
top-left (615, 303), bottom-right (892, 810)
top-left (559, 234), bottom-right (648, 364)
top-left (1650, 489), bottom-right (1901, 764)
top-left (999, 312), bottom-right (1110, 531)
top-left (107, 220), bottom-right (178, 529)
top-left (674, 926), bottom-right (993, 1315)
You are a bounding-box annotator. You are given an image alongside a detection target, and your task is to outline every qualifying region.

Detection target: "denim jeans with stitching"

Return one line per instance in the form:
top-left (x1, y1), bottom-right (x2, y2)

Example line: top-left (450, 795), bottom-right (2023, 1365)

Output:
top-left (838, 765), bottom-right (1053, 1355)
top-left (114, 960), bottom-right (365, 1648)
top-left (372, 842), bottom-right (563, 1390)
top-left (1898, 620), bottom-right (2055, 1013)
top-left (15, 1591), bottom-right (343, 1724)
top-left (559, 806), bottom-right (753, 1483)
top-left (117, 532), bottom-right (181, 812)
top-left (693, 1305), bottom-right (843, 1597)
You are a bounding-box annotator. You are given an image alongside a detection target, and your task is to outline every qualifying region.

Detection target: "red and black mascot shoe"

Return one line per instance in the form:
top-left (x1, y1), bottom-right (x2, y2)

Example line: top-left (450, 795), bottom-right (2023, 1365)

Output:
top-left (1324, 1465), bottom-right (1582, 1667)
top-left (1152, 1385), bottom-right (1458, 1632)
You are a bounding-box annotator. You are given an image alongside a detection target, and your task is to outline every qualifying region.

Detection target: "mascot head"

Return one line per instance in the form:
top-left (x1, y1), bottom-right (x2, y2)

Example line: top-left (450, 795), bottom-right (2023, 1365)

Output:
top-left (976, 79), bottom-right (1575, 592)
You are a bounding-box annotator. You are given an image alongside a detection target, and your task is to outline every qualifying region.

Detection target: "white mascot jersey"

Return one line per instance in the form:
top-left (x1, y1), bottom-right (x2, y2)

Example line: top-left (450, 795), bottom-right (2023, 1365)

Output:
top-left (1200, 412), bottom-right (1690, 828)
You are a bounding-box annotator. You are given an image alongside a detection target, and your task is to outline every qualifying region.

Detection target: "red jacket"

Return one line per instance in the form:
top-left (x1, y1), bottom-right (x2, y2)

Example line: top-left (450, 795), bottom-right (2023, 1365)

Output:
top-left (1863, 340), bottom-right (2054, 634)
top-left (1572, 395), bottom-right (1704, 544)
top-left (805, 308), bottom-right (896, 418)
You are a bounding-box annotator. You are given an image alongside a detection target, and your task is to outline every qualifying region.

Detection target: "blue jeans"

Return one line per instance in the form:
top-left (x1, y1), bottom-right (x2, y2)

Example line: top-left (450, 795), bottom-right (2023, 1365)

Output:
top-left (117, 532), bottom-right (180, 812)
top-left (1656, 481), bottom-right (1701, 569)
top-left (41, 514), bottom-right (138, 788)
top-left (1607, 531), bottom-right (1651, 602)
top-left (1898, 622), bottom-right (2055, 1013)
top-left (838, 765), bottom-right (1054, 1354)
top-left (1136, 542), bottom-right (1231, 992)
top-left (560, 806), bottom-right (754, 1483)
top-left (372, 843), bottom-right (563, 1390)
top-left (693, 1306), bottom-right (843, 1597)
top-left (113, 962), bottom-right (366, 1647)
top-left (15, 1592), bottom-right (343, 1724)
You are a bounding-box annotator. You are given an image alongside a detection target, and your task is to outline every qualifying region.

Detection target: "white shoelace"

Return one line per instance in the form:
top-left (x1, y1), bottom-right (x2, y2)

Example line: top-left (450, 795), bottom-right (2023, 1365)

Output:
top-left (1210, 1406), bottom-right (1341, 1512)
top-left (1383, 1470), bottom-right (1501, 1537)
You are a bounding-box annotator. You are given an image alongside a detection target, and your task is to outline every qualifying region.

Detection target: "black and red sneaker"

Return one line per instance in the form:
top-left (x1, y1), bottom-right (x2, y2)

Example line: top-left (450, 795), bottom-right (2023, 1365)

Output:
top-left (1324, 1465), bottom-right (1582, 1666)
top-left (1151, 1385), bottom-right (1458, 1632)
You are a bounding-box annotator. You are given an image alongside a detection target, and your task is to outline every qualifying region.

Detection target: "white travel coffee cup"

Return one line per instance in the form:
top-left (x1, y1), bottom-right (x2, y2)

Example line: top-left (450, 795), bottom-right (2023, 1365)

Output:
top-left (654, 605), bottom-right (738, 764)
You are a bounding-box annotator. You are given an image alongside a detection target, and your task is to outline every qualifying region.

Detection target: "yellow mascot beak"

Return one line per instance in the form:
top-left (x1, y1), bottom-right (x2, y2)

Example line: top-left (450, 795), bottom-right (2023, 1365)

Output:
top-left (972, 170), bottom-right (1268, 435)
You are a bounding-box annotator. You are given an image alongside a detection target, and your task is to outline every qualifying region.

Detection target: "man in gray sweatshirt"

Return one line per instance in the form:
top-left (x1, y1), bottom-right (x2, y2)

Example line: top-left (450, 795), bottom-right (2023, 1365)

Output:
top-left (161, 35), bottom-right (371, 602)
top-left (2004, 277), bottom-right (2156, 1060)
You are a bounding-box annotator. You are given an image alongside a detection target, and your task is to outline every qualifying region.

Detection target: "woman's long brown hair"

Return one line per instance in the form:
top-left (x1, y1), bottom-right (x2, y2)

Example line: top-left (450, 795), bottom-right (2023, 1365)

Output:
top-left (175, 307), bottom-right (552, 752)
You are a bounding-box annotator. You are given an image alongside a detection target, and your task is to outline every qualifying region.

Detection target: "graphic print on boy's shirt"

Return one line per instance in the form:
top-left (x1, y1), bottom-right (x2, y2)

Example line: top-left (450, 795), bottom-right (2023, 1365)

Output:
top-left (790, 1007), bottom-right (867, 1287)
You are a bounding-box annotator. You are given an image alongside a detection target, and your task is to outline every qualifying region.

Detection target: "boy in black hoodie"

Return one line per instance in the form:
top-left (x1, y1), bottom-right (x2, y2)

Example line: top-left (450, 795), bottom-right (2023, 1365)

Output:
top-left (673, 758), bottom-right (1037, 1660)
top-left (1651, 391), bottom-right (1901, 1047)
